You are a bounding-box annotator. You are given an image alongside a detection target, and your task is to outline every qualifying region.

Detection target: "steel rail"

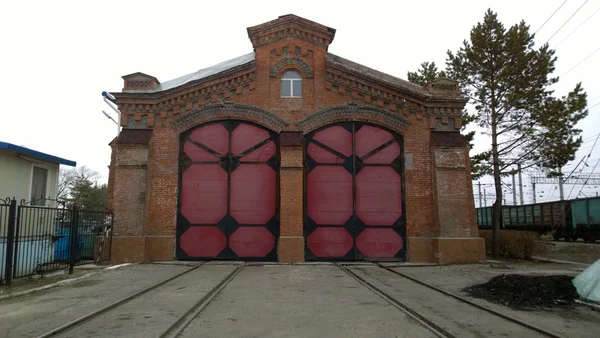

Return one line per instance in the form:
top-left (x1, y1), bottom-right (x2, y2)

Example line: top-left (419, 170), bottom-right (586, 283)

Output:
top-left (160, 263), bottom-right (245, 338)
top-left (336, 263), bottom-right (456, 338)
top-left (36, 263), bottom-right (206, 338)
top-left (375, 263), bottom-right (565, 338)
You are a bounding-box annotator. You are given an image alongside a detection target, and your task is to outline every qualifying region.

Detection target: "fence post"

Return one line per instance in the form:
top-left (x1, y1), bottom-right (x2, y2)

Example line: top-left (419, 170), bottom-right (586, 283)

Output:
top-left (4, 199), bottom-right (17, 286)
top-left (68, 205), bottom-right (79, 275)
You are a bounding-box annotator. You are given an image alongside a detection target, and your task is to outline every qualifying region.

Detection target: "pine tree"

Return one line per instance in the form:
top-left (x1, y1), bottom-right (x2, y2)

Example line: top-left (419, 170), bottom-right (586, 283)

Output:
top-left (407, 62), bottom-right (444, 86)
top-left (446, 9), bottom-right (588, 257)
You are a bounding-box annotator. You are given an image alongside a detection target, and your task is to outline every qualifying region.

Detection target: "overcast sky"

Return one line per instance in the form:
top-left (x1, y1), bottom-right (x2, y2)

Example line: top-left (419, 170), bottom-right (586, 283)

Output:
top-left (1, 0), bottom-right (598, 204)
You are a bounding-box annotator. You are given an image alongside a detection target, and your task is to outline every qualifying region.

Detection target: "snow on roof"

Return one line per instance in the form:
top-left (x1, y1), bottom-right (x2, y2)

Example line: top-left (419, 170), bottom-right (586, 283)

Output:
top-left (124, 52), bottom-right (255, 93)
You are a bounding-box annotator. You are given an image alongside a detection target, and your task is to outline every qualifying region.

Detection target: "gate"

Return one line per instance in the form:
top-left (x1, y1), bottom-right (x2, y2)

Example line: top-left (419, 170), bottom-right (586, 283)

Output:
top-left (1, 198), bottom-right (113, 286)
top-left (304, 122), bottom-right (406, 261)
top-left (177, 121), bottom-right (279, 261)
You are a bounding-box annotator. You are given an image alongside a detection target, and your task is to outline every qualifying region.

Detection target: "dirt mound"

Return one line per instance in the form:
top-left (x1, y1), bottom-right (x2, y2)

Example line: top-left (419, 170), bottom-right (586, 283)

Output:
top-left (464, 274), bottom-right (579, 309)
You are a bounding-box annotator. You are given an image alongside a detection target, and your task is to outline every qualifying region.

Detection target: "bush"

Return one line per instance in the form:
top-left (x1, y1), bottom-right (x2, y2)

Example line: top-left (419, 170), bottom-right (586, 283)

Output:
top-left (479, 230), bottom-right (538, 260)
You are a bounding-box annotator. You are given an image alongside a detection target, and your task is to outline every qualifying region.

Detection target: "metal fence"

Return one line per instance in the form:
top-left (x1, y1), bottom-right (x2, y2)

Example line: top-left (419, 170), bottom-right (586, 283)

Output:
top-left (1, 199), bottom-right (112, 286)
top-left (0, 200), bottom-right (13, 285)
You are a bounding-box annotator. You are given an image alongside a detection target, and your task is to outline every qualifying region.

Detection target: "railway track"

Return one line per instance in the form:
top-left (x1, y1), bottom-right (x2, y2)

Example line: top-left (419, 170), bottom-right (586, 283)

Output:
top-left (31, 261), bottom-right (573, 337)
top-left (35, 262), bottom-right (244, 338)
top-left (337, 262), bottom-right (565, 338)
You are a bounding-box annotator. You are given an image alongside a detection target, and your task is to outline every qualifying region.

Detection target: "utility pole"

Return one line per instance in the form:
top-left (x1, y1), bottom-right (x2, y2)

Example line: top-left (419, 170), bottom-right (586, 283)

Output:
top-left (478, 182), bottom-right (482, 208)
top-left (530, 171), bottom-right (600, 202)
top-left (518, 164), bottom-right (524, 205)
top-left (512, 171), bottom-right (517, 205)
top-left (558, 167), bottom-right (564, 201)
top-left (532, 182), bottom-right (537, 204)
top-left (484, 189), bottom-right (487, 207)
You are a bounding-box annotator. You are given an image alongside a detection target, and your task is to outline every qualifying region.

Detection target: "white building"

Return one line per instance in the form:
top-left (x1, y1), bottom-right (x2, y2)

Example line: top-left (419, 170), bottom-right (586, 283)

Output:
top-left (0, 141), bottom-right (76, 206)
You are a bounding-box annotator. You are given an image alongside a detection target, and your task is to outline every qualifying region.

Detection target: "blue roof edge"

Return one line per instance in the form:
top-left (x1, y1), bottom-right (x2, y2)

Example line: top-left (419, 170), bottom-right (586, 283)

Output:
top-left (0, 141), bottom-right (77, 167)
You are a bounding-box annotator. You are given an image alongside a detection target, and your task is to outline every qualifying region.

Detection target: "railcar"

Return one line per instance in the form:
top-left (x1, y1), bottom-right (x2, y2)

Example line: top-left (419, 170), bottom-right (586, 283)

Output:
top-left (476, 196), bottom-right (600, 243)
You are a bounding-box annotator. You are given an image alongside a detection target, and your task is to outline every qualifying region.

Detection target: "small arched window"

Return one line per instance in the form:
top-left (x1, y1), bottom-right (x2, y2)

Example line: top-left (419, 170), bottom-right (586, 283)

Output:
top-left (281, 70), bottom-right (302, 98)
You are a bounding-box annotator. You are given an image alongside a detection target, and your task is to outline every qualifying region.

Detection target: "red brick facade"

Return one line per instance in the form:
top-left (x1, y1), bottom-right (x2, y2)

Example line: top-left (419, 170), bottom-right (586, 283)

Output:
top-left (107, 14), bottom-right (485, 264)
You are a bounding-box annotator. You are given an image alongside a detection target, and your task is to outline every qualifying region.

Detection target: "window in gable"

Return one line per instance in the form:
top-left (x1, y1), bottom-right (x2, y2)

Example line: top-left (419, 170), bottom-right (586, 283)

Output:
top-left (281, 70), bottom-right (302, 98)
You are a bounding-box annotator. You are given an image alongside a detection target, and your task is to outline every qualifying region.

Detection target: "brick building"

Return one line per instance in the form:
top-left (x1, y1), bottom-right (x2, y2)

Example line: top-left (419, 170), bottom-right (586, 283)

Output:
top-left (106, 14), bottom-right (485, 264)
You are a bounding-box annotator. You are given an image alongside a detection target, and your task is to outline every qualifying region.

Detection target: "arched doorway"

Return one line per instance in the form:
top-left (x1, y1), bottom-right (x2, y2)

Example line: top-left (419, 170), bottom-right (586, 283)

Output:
top-left (304, 122), bottom-right (406, 261)
top-left (177, 121), bottom-right (279, 261)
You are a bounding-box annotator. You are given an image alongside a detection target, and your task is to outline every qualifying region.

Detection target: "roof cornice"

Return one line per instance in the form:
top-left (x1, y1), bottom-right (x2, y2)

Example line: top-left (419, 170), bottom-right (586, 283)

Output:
top-left (247, 14), bottom-right (336, 49)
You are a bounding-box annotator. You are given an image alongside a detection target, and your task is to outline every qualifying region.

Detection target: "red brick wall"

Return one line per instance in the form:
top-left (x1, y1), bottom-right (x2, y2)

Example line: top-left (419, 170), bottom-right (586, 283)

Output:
top-left (109, 21), bottom-right (477, 262)
top-left (145, 126), bottom-right (178, 236)
top-left (106, 142), bottom-right (116, 212)
top-left (112, 145), bottom-right (148, 236)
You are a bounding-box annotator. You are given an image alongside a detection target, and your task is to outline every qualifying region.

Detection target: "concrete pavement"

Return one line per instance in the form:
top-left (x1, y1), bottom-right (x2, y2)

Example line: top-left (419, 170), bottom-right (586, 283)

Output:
top-left (0, 263), bottom-right (192, 338)
top-left (1, 261), bottom-right (600, 338)
top-left (179, 265), bottom-right (434, 338)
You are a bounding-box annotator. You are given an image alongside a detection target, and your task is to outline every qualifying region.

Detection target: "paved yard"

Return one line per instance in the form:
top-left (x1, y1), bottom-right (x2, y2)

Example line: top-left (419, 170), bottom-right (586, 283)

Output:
top-left (0, 261), bottom-right (598, 338)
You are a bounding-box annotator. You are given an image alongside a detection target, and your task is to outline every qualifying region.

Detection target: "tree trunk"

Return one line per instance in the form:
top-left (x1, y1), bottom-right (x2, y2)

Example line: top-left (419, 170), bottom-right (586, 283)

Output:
top-left (490, 93), bottom-right (503, 258)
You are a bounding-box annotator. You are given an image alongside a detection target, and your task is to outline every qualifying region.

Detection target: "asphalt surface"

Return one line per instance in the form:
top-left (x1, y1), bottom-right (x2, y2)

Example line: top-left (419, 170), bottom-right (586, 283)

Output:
top-left (1, 261), bottom-right (599, 338)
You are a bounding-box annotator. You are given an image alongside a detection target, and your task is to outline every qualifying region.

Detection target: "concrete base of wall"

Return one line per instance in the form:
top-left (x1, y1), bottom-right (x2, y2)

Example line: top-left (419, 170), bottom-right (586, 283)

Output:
top-left (407, 237), bottom-right (486, 264)
top-left (110, 236), bottom-right (146, 263)
top-left (110, 235), bottom-right (486, 264)
top-left (110, 236), bottom-right (174, 264)
top-left (278, 236), bottom-right (305, 263)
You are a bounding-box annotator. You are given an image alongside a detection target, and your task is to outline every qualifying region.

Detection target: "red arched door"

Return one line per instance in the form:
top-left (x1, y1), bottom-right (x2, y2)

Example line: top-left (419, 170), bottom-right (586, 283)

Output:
top-left (305, 122), bottom-right (406, 261)
top-left (177, 121), bottom-right (279, 261)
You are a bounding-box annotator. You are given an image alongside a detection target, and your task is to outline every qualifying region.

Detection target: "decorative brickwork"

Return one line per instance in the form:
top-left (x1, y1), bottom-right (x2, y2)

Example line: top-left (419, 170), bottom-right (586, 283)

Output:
top-left (425, 78), bottom-right (461, 96)
top-left (247, 14), bottom-right (336, 49)
top-left (172, 102), bottom-right (288, 133)
top-left (114, 66), bottom-right (257, 129)
top-left (270, 57), bottom-right (314, 78)
top-left (122, 72), bottom-right (160, 91)
top-left (296, 103), bottom-right (410, 133)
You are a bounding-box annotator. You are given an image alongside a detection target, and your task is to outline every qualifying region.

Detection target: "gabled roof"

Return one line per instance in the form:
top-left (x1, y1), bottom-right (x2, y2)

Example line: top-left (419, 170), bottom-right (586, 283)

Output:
top-left (326, 53), bottom-right (430, 97)
top-left (0, 141), bottom-right (76, 167)
top-left (123, 52), bottom-right (255, 93)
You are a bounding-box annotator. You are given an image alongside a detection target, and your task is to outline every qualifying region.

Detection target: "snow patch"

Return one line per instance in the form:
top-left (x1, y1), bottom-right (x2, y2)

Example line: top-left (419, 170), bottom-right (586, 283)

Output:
top-left (105, 263), bottom-right (132, 270)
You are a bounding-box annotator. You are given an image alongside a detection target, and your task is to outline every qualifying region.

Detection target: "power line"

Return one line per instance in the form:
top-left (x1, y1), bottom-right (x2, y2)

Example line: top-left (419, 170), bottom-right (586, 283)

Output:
top-left (568, 130), bottom-right (600, 198)
top-left (561, 45), bottom-right (600, 77)
top-left (589, 101), bottom-right (600, 110)
top-left (567, 160), bottom-right (587, 199)
top-left (535, 0), bottom-right (569, 34)
top-left (576, 157), bottom-right (600, 197)
top-left (586, 132), bottom-right (600, 158)
top-left (547, 0), bottom-right (589, 43)
top-left (555, 7), bottom-right (600, 47)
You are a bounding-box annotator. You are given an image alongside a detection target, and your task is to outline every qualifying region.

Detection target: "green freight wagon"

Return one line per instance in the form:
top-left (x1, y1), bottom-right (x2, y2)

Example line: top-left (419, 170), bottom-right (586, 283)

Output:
top-left (570, 196), bottom-right (600, 243)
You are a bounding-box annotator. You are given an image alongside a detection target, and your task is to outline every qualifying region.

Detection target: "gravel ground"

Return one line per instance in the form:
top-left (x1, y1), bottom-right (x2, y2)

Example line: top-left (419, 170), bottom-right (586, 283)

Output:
top-left (534, 240), bottom-right (600, 264)
top-left (392, 260), bottom-right (600, 338)
top-left (464, 274), bottom-right (579, 309)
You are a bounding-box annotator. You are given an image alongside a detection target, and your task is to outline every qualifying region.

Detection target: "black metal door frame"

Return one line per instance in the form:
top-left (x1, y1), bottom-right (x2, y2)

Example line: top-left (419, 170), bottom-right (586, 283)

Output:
top-left (303, 121), bottom-right (406, 261)
top-left (176, 120), bottom-right (280, 261)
